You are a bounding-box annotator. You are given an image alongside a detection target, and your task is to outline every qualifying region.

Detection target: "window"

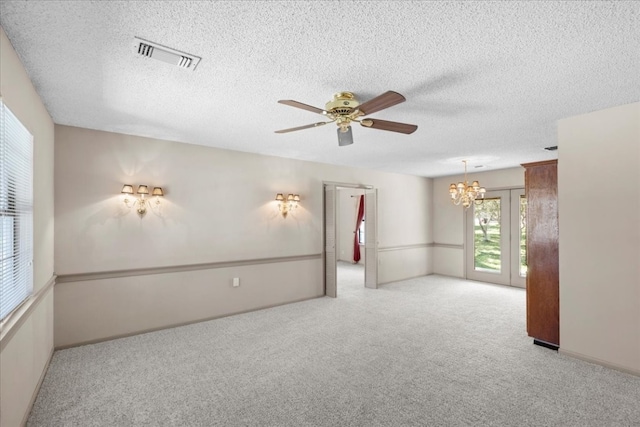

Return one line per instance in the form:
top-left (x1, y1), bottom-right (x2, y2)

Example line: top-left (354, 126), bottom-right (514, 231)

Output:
top-left (0, 101), bottom-right (33, 321)
top-left (358, 216), bottom-right (365, 245)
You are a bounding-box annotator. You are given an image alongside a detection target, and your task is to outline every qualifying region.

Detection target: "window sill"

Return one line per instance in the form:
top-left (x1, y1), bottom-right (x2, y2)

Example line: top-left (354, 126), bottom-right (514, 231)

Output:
top-left (0, 275), bottom-right (55, 351)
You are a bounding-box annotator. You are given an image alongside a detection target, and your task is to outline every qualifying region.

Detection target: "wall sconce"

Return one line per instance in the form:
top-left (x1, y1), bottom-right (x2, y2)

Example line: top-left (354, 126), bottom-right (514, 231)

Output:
top-left (122, 184), bottom-right (164, 216)
top-left (275, 193), bottom-right (300, 218)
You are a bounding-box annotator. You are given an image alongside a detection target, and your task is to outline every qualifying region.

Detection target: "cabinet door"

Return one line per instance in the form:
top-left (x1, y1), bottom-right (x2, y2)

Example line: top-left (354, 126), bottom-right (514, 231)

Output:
top-left (524, 160), bottom-right (559, 346)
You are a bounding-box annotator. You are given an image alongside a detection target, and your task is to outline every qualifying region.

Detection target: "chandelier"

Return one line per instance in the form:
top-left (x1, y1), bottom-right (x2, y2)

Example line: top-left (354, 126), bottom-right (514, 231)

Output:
top-left (449, 160), bottom-right (486, 208)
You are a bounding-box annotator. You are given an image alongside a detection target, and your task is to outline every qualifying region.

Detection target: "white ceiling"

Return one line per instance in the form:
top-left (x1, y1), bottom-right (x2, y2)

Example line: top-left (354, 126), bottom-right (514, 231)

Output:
top-left (1, 1), bottom-right (638, 177)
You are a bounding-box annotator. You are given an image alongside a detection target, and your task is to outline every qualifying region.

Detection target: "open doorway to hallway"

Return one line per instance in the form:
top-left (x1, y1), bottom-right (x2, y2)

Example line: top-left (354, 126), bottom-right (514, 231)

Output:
top-left (323, 183), bottom-right (377, 297)
top-left (336, 188), bottom-right (366, 293)
top-left (337, 261), bottom-right (365, 295)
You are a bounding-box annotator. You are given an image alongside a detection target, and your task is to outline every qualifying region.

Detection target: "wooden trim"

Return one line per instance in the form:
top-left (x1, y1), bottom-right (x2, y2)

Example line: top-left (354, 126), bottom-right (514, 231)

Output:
top-left (322, 181), bottom-right (373, 190)
top-left (431, 272), bottom-right (465, 280)
top-left (433, 243), bottom-right (464, 250)
top-left (521, 159), bottom-right (558, 168)
top-left (378, 243), bottom-right (433, 252)
top-left (559, 348), bottom-right (640, 377)
top-left (56, 254), bottom-right (322, 283)
top-left (55, 295), bottom-right (324, 350)
top-left (482, 186), bottom-right (525, 192)
top-left (378, 272), bottom-right (432, 286)
top-left (0, 275), bottom-right (55, 351)
top-left (20, 346), bottom-right (54, 427)
top-left (523, 160), bottom-right (559, 345)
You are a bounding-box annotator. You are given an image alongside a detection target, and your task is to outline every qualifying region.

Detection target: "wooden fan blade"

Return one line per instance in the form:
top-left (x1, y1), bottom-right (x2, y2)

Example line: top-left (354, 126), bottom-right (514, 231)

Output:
top-left (360, 118), bottom-right (418, 134)
top-left (274, 122), bottom-right (331, 133)
top-left (277, 100), bottom-right (326, 115)
top-left (357, 91), bottom-right (406, 116)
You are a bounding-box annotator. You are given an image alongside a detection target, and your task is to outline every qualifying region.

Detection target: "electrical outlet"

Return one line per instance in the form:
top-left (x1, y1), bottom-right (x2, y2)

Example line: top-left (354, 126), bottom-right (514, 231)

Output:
top-left (232, 277), bottom-right (240, 287)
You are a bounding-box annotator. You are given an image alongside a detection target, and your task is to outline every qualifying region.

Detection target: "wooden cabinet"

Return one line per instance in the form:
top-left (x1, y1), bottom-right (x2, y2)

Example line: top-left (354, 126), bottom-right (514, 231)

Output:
top-left (522, 160), bottom-right (559, 348)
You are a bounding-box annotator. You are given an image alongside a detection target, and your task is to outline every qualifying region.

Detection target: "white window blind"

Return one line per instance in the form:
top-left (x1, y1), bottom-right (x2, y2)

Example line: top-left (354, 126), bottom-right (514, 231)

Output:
top-left (0, 100), bottom-right (33, 321)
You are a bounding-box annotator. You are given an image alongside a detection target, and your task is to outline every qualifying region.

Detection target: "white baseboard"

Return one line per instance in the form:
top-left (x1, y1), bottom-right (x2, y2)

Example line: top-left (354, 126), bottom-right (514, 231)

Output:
top-left (55, 295), bottom-right (324, 350)
top-left (559, 348), bottom-right (640, 377)
top-left (21, 346), bottom-right (54, 427)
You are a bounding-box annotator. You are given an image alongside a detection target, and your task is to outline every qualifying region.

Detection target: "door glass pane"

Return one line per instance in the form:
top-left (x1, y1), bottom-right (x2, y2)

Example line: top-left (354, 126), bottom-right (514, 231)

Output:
top-left (474, 198), bottom-right (501, 272)
top-left (519, 195), bottom-right (527, 278)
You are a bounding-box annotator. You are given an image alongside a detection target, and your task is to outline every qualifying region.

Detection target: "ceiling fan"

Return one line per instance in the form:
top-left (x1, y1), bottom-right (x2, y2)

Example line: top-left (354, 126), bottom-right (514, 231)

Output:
top-left (275, 91), bottom-right (418, 146)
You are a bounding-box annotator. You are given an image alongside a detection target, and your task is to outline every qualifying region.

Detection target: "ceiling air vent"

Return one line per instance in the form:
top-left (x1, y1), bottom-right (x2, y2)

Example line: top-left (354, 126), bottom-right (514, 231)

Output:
top-left (134, 37), bottom-right (201, 70)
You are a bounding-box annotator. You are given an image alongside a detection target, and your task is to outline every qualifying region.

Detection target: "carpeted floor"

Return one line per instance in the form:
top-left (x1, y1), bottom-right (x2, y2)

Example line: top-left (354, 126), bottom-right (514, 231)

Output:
top-left (28, 267), bottom-right (640, 426)
top-left (336, 260), bottom-right (365, 295)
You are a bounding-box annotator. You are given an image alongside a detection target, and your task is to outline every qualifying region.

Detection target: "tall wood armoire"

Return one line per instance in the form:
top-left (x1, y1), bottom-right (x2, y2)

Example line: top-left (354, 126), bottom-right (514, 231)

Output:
top-left (522, 160), bottom-right (559, 349)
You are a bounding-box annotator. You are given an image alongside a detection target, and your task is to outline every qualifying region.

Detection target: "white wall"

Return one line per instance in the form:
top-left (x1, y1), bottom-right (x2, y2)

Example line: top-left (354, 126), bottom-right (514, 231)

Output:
top-left (54, 125), bottom-right (433, 347)
top-left (558, 102), bottom-right (640, 374)
top-left (432, 167), bottom-right (525, 277)
top-left (0, 27), bottom-right (55, 427)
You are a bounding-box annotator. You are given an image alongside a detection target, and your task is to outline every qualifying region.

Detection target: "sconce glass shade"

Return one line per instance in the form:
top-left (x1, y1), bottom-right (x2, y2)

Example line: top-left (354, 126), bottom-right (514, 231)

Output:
top-left (137, 185), bottom-right (149, 195)
top-left (121, 185), bottom-right (134, 195)
top-left (275, 192), bottom-right (301, 217)
top-left (152, 187), bottom-right (164, 196)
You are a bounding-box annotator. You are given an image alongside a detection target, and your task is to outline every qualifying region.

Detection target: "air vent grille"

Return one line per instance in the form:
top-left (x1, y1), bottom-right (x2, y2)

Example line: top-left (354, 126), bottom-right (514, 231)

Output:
top-left (178, 56), bottom-right (192, 68)
top-left (134, 37), bottom-right (201, 70)
top-left (138, 43), bottom-right (153, 58)
top-left (138, 43), bottom-right (154, 57)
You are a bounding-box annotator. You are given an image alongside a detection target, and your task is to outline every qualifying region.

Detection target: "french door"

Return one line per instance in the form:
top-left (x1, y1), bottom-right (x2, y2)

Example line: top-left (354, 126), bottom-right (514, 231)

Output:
top-left (465, 189), bottom-right (527, 288)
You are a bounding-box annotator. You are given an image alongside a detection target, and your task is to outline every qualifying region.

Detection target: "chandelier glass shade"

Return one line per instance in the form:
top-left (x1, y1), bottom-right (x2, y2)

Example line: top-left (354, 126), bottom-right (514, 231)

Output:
top-left (449, 160), bottom-right (486, 208)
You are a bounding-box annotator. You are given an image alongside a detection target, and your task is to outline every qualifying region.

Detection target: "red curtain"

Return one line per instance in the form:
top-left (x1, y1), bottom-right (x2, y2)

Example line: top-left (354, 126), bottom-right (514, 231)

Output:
top-left (353, 195), bottom-right (365, 263)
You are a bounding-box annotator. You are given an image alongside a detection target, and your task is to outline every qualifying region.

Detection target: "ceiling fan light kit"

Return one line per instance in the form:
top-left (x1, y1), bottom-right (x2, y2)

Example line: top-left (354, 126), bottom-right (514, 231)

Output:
top-left (275, 91), bottom-right (418, 146)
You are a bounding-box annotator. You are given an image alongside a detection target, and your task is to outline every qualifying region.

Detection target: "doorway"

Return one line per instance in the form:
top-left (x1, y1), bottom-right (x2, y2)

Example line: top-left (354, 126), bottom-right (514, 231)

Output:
top-left (324, 183), bottom-right (378, 297)
top-left (465, 188), bottom-right (526, 288)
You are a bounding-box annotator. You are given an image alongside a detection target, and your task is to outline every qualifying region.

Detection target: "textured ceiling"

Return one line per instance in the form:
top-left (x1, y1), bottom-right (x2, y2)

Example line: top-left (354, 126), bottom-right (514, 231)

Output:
top-left (1, 1), bottom-right (638, 177)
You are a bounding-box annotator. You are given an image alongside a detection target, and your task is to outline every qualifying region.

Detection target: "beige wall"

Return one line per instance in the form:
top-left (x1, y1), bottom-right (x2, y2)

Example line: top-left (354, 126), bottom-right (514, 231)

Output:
top-left (54, 125), bottom-right (433, 347)
top-left (432, 167), bottom-right (525, 277)
top-left (558, 102), bottom-right (640, 374)
top-left (0, 27), bottom-right (55, 426)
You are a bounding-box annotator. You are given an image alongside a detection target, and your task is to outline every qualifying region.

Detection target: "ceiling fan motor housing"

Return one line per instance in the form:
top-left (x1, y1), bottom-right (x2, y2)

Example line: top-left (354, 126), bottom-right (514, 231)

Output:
top-left (325, 92), bottom-right (360, 115)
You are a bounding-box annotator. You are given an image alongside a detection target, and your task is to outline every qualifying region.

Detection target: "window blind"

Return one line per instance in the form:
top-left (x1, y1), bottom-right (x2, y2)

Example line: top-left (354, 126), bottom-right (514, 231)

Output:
top-left (0, 100), bottom-right (33, 321)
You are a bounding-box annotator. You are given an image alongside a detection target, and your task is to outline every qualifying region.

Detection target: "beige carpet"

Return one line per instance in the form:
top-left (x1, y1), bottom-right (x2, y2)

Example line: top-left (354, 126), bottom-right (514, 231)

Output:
top-left (28, 269), bottom-right (640, 426)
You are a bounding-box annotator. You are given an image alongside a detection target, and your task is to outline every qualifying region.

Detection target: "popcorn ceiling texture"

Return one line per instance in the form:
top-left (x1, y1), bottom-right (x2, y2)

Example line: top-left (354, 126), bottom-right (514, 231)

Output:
top-left (0, 1), bottom-right (638, 177)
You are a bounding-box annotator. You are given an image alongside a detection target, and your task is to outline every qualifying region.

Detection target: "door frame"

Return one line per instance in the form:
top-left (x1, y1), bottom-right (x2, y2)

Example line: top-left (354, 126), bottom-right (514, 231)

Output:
top-left (509, 188), bottom-right (526, 288)
top-left (323, 182), bottom-right (377, 297)
top-left (464, 187), bottom-right (526, 288)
